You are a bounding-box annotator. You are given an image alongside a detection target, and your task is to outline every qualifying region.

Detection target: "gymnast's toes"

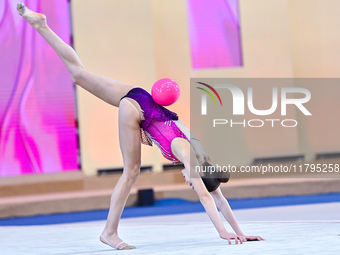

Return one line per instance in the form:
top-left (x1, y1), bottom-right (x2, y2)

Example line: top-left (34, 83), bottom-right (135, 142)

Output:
top-left (120, 245), bottom-right (136, 250)
top-left (16, 2), bottom-right (47, 29)
top-left (17, 2), bottom-right (27, 16)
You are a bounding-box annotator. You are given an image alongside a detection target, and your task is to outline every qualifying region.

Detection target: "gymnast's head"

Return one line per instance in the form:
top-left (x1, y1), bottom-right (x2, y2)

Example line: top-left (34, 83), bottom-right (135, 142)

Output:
top-left (151, 78), bottom-right (180, 106)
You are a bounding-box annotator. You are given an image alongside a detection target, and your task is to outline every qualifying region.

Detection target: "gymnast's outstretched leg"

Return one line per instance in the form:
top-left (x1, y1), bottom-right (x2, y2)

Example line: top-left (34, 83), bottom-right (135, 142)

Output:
top-left (17, 2), bottom-right (141, 250)
top-left (16, 2), bottom-right (133, 106)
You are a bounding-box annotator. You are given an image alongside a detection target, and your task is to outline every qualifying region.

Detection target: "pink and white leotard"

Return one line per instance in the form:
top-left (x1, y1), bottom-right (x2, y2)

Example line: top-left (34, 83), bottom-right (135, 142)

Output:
top-left (121, 87), bottom-right (189, 164)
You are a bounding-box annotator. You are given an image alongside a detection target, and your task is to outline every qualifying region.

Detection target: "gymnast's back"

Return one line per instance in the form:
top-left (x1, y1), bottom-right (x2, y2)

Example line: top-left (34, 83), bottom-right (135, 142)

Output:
top-left (121, 87), bottom-right (210, 165)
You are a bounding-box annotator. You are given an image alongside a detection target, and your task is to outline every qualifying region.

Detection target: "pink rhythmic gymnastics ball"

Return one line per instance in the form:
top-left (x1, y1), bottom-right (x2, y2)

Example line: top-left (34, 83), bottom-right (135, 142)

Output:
top-left (151, 78), bottom-right (180, 106)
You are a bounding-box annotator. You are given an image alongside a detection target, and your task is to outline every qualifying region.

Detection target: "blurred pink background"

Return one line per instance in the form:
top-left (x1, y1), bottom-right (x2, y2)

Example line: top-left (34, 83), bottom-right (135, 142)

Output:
top-left (187, 0), bottom-right (242, 69)
top-left (0, 0), bottom-right (79, 176)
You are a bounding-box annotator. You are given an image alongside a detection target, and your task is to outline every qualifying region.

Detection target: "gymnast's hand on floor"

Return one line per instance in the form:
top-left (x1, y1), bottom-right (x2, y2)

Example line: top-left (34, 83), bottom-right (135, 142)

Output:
top-left (242, 235), bottom-right (265, 241)
top-left (219, 232), bottom-right (246, 244)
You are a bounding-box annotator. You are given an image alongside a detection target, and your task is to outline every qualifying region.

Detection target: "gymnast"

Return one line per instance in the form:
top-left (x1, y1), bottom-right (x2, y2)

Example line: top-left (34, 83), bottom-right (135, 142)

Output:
top-left (17, 3), bottom-right (264, 250)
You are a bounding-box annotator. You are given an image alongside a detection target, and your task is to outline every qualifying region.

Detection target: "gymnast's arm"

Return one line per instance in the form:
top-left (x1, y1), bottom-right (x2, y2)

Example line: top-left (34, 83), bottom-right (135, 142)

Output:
top-left (189, 140), bottom-right (247, 237)
top-left (188, 135), bottom-right (265, 241)
top-left (210, 188), bottom-right (244, 235)
top-left (210, 188), bottom-right (265, 241)
top-left (172, 139), bottom-right (245, 244)
top-left (183, 170), bottom-right (245, 244)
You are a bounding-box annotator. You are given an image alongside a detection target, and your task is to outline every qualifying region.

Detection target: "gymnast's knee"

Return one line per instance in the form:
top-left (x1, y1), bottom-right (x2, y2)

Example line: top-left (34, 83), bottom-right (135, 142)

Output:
top-left (122, 164), bottom-right (140, 182)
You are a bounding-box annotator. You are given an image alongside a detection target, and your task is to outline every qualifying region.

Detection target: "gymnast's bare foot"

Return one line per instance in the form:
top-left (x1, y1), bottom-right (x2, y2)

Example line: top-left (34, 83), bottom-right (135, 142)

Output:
top-left (17, 2), bottom-right (47, 30)
top-left (100, 232), bottom-right (136, 250)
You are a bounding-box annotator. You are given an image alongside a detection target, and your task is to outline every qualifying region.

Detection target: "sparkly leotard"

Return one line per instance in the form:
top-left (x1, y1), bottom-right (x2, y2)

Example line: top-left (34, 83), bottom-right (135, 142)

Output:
top-left (121, 87), bottom-right (189, 164)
